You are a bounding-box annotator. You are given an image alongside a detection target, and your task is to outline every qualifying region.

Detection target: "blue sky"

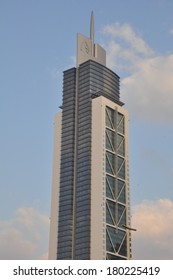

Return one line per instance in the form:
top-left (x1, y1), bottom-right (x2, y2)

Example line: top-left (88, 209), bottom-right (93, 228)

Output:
top-left (0, 0), bottom-right (173, 259)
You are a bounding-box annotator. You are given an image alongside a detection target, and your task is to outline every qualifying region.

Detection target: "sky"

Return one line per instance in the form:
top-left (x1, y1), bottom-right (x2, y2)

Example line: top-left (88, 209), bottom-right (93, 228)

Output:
top-left (0, 0), bottom-right (173, 260)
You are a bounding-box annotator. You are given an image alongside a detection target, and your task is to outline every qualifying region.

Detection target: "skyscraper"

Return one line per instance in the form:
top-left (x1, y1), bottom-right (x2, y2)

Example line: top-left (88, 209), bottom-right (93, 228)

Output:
top-left (49, 12), bottom-right (132, 260)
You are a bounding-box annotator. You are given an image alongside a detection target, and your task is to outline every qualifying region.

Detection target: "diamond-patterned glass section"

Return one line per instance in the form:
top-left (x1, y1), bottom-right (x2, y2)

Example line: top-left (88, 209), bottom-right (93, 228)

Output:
top-left (105, 106), bottom-right (127, 259)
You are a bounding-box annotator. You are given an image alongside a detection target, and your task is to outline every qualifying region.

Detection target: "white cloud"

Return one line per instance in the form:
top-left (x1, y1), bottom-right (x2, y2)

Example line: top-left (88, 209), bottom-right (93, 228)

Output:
top-left (102, 23), bottom-right (153, 73)
top-left (121, 55), bottom-right (173, 123)
top-left (0, 207), bottom-right (49, 260)
top-left (132, 199), bottom-right (173, 259)
top-left (102, 23), bottom-right (173, 124)
top-left (103, 23), bottom-right (153, 56)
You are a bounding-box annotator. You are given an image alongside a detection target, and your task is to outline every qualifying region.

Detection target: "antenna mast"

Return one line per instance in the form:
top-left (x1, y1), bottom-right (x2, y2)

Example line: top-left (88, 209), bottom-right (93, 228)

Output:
top-left (90, 11), bottom-right (94, 56)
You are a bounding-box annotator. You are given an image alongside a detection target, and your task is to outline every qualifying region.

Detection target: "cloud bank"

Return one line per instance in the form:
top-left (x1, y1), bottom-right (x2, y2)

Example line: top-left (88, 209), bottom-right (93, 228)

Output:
top-left (132, 199), bottom-right (173, 259)
top-left (0, 207), bottom-right (49, 260)
top-left (1, 202), bottom-right (173, 260)
top-left (102, 23), bottom-right (173, 124)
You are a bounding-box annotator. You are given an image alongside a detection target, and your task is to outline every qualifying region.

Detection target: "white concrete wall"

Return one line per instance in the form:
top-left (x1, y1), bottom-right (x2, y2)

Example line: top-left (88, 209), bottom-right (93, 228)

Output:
top-left (48, 112), bottom-right (62, 260)
top-left (91, 97), bottom-right (105, 259)
top-left (91, 96), bottom-right (131, 259)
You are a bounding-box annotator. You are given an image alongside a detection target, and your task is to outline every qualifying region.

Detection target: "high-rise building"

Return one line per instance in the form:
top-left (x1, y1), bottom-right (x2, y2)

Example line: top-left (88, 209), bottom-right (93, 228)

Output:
top-left (49, 12), bottom-right (132, 260)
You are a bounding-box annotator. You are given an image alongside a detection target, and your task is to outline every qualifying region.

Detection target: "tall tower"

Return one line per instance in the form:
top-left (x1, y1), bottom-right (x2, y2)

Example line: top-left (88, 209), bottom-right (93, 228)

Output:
top-left (49, 13), bottom-right (131, 260)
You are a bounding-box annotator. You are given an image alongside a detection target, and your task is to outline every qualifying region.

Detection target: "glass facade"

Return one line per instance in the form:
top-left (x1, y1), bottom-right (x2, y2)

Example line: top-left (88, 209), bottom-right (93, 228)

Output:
top-left (105, 106), bottom-right (128, 260)
top-left (50, 59), bottom-right (131, 260)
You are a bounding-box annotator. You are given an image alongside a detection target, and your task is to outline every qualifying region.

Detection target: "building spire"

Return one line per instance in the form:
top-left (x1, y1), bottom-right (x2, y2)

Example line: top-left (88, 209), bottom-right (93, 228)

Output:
top-left (90, 11), bottom-right (94, 56)
top-left (77, 11), bottom-right (106, 66)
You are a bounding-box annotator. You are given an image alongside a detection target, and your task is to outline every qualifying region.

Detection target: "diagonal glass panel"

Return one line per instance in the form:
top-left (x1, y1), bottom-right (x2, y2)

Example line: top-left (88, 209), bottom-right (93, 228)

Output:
top-left (106, 204), bottom-right (114, 225)
top-left (107, 152), bottom-right (115, 169)
top-left (119, 237), bottom-right (127, 257)
top-left (106, 107), bottom-right (115, 126)
top-left (106, 157), bottom-right (114, 175)
top-left (117, 113), bottom-right (124, 134)
top-left (118, 187), bottom-right (126, 204)
top-left (107, 129), bottom-right (115, 150)
top-left (106, 112), bottom-right (113, 129)
top-left (118, 208), bottom-right (126, 226)
top-left (107, 175), bottom-right (115, 198)
top-left (106, 231), bottom-right (115, 253)
top-left (118, 180), bottom-right (126, 203)
top-left (118, 179), bottom-right (124, 195)
top-left (106, 152), bottom-right (115, 175)
top-left (106, 179), bottom-right (114, 199)
top-left (118, 139), bottom-right (125, 157)
top-left (118, 204), bottom-right (125, 222)
top-left (118, 161), bottom-right (125, 179)
top-left (107, 200), bottom-right (116, 223)
top-left (107, 226), bottom-right (126, 252)
top-left (118, 156), bottom-right (124, 171)
top-left (117, 134), bottom-right (124, 147)
top-left (106, 133), bottom-right (113, 152)
top-left (117, 112), bottom-right (123, 125)
top-left (114, 229), bottom-right (126, 251)
top-left (106, 108), bottom-right (114, 129)
top-left (107, 226), bottom-right (117, 251)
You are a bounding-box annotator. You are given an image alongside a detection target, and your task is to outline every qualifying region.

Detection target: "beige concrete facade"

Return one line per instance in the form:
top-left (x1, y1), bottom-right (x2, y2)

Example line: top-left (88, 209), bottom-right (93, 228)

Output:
top-left (91, 96), bottom-right (131, 259)
top-left (76, 33), bottom-right (106, 67)
top-left (48, 113), bottom-right (61, 259)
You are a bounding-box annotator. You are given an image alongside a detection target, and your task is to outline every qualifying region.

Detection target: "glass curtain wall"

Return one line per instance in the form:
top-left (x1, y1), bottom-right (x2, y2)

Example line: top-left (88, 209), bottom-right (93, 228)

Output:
top-left (105, 106), bottom-right (128, 260)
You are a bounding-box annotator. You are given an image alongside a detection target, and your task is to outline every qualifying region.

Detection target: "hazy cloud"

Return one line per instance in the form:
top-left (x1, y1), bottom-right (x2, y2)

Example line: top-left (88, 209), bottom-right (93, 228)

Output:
top-left (0, 207), bottom-right (49, 260)
top-left (49, 67), bottom-right (62, 80)
top-left (132, 199), bottom-right (173, 259)
top-left (103, 23), bottom-right (153, 55)
top-left (102, 23), bottom-right (173, 124)
top-left (121, 55), bottom-right (173, 123)
top-left (170, 28), bottom-right (173, 34)
top-left (102, 23), bottom-right (153, 72)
